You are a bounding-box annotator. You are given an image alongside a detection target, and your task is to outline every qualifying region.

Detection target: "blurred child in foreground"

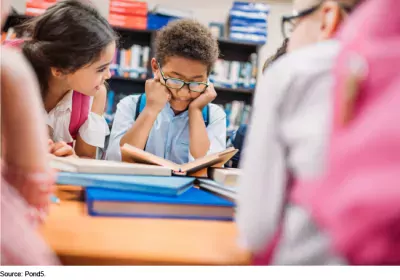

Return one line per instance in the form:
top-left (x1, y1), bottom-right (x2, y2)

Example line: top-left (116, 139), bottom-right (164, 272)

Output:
top-left (237, 0), bottom-right (362, 264)
top-left (1, 0), bottom-right (59, 265)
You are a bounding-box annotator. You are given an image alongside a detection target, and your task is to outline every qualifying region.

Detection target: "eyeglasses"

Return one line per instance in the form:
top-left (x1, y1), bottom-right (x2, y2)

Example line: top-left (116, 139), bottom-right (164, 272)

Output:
top-left (157, 62), bottom-right (209, 93)
top-left (281, 1), bottom-right (353, 39)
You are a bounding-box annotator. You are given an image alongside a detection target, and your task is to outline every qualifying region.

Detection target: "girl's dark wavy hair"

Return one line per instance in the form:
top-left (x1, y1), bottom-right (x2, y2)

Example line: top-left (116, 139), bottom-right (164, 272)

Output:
top-left (20, 0), bottom-right (117, 98)
top-left (262, 38), bottom-right (288, 73)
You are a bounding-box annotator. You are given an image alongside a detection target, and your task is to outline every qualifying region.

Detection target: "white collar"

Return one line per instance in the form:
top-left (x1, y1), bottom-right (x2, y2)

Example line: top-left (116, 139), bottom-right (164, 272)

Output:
top-left (51, 90), bottom-right (74, 113)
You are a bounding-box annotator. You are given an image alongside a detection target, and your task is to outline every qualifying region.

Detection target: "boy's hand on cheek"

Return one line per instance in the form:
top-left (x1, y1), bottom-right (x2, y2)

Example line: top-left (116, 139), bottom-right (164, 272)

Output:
top-left (145, 75), bottom-right (171, 113)
top-left (189, 83), bottom-right (217, 111)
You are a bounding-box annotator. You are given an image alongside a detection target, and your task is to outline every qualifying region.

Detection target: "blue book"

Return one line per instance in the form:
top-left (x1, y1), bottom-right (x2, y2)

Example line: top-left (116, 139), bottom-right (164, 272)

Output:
top-left (86, 187), bottom-right (235, 221)
top-left (56, 172), bottom-right (194, 197)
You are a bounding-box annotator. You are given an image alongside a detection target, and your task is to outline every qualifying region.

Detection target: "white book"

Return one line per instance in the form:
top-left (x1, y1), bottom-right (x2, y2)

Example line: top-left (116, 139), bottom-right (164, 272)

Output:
top-left (209, 168), bottom-right (242, 187)
top-left (142, 46), bottom-right (150, 70)
top-left (50, 156), bottom-right (172, 176)
top-left (229, 61), bottom-right (240, 88)
top-left (119, 49), bottom-right (125, 75)
top-left (229, 101), bottom-right (243, 130)
top-left (130, 45), bottom-right (141, 78)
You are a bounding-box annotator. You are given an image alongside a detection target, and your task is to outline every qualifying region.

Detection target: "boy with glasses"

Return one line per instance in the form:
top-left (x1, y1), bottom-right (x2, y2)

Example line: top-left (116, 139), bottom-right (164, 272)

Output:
top-left (106, 19), bottom-right (226, 163)
top-left (237, 0), bottom-right (362, 264)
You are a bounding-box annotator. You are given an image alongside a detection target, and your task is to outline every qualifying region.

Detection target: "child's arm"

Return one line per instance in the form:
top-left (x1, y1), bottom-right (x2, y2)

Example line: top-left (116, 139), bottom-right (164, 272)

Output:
top-left (1, 48), bottom-right (54, 213)
top-left (119, 77), bottom-right (170, 150)
top-left (1, 49), bottom-right (49, 171)
top-left (188, 84), bottom-right (218, 159)
top-left (74, 85), bottom-right (107, 158)
top-left (236, 69), bottom-right (287, 254)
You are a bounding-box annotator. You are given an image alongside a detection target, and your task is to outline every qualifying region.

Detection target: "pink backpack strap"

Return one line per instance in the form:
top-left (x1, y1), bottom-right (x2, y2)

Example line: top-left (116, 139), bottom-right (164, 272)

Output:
top-left (3, 39), bottom-right (26, 49)
top-left (68, 91), bottom-right (90, 145)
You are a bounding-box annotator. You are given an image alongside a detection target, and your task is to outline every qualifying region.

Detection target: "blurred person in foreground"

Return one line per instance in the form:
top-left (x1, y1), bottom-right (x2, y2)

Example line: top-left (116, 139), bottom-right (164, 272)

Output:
top-left (1, 0), bottom-right (59, 265)
top-left (230, 39), bottom-right (289, 168)
top-left (236, 0), bottom-right (362, 264)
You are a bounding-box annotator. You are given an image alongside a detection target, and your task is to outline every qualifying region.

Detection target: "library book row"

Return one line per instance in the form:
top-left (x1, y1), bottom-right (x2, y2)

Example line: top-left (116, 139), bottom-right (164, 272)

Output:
top-left (110, 45), bottom-right (259, 91)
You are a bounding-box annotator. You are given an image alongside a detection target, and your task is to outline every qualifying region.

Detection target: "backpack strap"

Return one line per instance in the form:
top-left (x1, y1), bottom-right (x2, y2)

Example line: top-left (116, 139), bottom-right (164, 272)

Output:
top-left (69, 91), bottom-right (90, 145)
top-left (135, 93), bottom-right (147, 120)
top-left (202, 103), bottom-right (210, 127)
top-left (134, 93), bottom-right (210, 126)
top-left (3, 39), bottom-right (25, 48)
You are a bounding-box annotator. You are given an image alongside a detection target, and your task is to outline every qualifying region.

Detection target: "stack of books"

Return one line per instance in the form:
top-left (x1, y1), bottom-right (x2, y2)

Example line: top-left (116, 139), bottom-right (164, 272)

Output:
top-left (198, 168), bottom-right (242, 201)
top-left (52, 145), bottom-right (239, 221)
top-left (108, 0), bottom-right (148, 30)
top-left (228, 1), bottom-right (269, 44)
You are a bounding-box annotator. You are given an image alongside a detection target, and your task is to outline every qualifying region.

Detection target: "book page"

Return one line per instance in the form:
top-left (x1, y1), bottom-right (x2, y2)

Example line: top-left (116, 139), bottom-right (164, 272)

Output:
top-left (211, 149), bottom-right (239, 168)
top-left (180, 147), bottom-right (238, 173)
top-left (121, 144), bottom-right (180, 170)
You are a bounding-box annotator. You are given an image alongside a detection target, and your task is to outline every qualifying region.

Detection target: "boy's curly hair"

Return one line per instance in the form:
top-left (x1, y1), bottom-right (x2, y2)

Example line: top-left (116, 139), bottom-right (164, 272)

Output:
top-left (154, 19), bottom-right (219, 73)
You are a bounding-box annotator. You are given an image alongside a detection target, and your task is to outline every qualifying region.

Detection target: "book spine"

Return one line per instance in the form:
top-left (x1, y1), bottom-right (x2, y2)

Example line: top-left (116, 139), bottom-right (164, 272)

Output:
top-left (109, 13), bottom-right (147, 30)
top-left (141, 46), bottom-right (150, 78)
top-left (250, 53), bottom-right (258, 88)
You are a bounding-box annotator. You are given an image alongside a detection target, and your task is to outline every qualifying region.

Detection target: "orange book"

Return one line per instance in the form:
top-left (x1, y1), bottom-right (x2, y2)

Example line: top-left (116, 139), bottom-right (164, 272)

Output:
top-left (121, 144), bottom-right (238, 177)
top-left (123, 49), bottom-right (132, 77)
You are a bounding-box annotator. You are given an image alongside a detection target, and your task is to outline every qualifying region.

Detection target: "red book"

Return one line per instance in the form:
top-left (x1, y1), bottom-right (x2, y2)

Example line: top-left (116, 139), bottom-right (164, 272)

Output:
top-left (109, 0), bottom-right (148, 17)
top-left (109, 0), bottom-right (147, 9)
top-left (109, 13), bottom-right (147, 30)
top-left (26, 0), bottom-right (57, 11)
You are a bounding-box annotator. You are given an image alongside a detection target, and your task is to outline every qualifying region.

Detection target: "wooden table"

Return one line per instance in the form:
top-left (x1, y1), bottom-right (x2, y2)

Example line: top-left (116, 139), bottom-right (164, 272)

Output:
top-left (38, 186), bottom-right (251, 265)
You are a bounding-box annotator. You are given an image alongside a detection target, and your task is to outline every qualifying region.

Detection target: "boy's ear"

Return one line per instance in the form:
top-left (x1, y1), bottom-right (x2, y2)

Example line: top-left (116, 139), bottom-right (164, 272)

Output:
top-left (319, 1), bottom-right (343, 40)
top-left (151, 58), bottom-right (159, 75)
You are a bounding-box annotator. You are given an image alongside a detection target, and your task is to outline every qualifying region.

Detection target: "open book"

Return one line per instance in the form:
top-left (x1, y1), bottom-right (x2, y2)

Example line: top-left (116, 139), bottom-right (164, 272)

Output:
top-left (121, 144), bottom-right (238, 176)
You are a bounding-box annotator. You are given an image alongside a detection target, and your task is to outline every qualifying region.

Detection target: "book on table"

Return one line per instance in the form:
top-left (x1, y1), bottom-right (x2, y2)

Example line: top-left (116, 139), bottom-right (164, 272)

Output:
top-left (56, 172), bottom-right (195, 197)
top-left (50, 155), bottom-right (171, 176)
top-left (86, 186), bottom-right (235, 221)
top-left (121, 144), bottom-right (238, 177)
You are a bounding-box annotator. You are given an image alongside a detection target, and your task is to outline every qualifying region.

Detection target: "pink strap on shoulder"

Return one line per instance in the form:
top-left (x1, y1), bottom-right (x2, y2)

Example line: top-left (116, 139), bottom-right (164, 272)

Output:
top-left (68, 91), bottom-right (90, 144)
top-left (3, 39), bottom-right (26, 49)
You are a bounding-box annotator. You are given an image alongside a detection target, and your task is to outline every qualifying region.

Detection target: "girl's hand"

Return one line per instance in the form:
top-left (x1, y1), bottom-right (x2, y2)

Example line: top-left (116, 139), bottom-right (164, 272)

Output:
top-left (48, 140), bottom-right (76, 157)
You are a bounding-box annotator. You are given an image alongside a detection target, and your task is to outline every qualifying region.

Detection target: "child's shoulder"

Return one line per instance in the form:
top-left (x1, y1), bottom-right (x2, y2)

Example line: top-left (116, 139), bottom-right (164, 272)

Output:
top-left (208, 103), bottom-right (225, 113)
top-left (208, 103), bottom-right (226, 118)
top-left (117, 94), bottom-right (142, 109)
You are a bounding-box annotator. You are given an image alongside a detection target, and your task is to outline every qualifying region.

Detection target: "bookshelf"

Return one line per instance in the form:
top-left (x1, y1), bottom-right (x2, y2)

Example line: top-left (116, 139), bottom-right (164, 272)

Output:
top-left (3, 13), bottom-right (259, 106)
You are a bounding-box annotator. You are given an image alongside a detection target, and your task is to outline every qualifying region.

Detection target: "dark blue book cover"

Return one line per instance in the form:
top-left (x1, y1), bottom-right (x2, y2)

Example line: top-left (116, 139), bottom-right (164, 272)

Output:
top-left (87, 187), bottom-right (235, 221)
